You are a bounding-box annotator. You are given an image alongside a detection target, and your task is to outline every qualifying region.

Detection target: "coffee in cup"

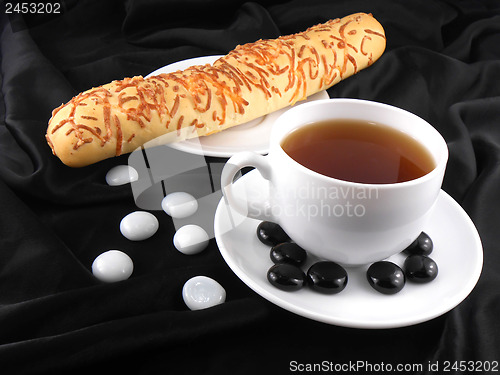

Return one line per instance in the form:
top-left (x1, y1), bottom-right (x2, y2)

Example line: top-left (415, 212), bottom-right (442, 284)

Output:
top-left (281, 118), bottom-right (436, 184)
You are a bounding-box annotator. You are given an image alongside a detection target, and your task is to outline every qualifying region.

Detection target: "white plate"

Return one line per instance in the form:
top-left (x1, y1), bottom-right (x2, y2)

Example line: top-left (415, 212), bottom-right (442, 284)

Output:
top-left (146, 56), bottom-right (329, 157)
top-left (214, 170), bottom-right (483, 329)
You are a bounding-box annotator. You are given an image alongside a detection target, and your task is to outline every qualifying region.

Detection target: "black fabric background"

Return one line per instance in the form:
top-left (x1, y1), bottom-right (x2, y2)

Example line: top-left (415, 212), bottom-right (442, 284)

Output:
top-left (1, 0), bottom-right (500, 374)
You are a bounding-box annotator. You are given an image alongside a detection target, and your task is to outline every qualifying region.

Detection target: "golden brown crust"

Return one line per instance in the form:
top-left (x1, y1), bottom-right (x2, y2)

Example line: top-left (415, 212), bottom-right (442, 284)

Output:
top-left (46, 13), bottom-right (386, 167)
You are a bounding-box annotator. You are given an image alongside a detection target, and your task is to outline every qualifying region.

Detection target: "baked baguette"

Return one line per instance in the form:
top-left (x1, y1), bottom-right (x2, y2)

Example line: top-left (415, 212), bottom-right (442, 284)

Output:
top-left (46, 12), bottom-right (386, 167)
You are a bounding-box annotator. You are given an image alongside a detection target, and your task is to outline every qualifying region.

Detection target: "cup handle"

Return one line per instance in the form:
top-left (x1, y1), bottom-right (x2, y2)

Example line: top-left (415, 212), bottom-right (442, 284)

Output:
top-left (221, 151), bottom-right (275, 222)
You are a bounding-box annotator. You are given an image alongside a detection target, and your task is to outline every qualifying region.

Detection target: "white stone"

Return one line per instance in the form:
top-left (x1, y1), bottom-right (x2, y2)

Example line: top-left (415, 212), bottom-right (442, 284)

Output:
top-left (182, 276), bottom-right (226, 310)
top-left (161, 192), bottom-right (198, 218)
top-left (92, 250), bottom-right (133, 283)
top-left (120, 211), bottom-right (159, 241)
top-left (173, 225), bottom-right (209, 255)
top-left (106, 165), bottom-right (139, 186)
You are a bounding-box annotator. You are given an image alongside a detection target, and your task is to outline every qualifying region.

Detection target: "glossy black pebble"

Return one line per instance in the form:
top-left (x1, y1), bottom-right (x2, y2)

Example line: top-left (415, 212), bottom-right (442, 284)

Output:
top-left (270, 243), bottom-right (307, 266)
top-left (307, 261), bottom-right (348, 294)
top-left (404, 255), bottom-right (438, 283)
top-left (403, 232), bottom-right (433, 256)
top-left (257, 221), bottom-right (290, 247)
top-left (366, 261), bottom-right (406, 295)
top-left (267, 263), bottom-right (306, 291)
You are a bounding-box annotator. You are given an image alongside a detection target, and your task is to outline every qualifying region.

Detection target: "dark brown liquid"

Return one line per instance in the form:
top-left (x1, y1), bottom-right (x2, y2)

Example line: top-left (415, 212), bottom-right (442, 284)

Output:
top-left (281, 119), bottom-right (435, 184)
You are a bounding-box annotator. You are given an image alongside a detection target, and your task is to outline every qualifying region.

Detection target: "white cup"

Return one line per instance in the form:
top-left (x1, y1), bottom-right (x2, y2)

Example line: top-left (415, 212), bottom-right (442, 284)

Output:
top-left (221, 99), bottom-right (448, 266)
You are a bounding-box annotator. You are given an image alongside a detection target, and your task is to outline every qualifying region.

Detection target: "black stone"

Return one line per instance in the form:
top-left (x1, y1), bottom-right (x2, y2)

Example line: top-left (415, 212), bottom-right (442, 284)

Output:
top-left (307, 261), bottom-right (348, 294)
top-left (267, 263), bottom-right (306, 291)
top-left (404, 255), bottom-right (438, 283)
top-left (403, 232), bottom-right (433, 256)
top-left (256, 221), bottom-right (290, 247)
top-left (366, 261), bottom-right (406, 295)
top-left (270, 243), bottom-right (307, 266)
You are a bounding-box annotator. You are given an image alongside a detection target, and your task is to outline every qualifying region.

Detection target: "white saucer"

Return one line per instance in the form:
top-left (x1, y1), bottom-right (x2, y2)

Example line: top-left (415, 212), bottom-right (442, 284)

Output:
top-left (146, 56), bottom-right (329, 157)
top-left (214, 170), bottom-right (483, 329)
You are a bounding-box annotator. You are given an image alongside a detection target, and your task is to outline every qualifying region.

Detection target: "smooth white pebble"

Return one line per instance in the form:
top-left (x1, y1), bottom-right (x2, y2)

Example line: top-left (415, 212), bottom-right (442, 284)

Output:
top-left (106, 165), bottom-right (139, 186)
top-left (182, 276), bottom-right (226, 310)
top-left (92, 250), bottom-right (133, 283)
top-left (120, 211), bottom-right (159, 241)
top-left (161, 192), bottom-right (198, 218)
top-left (173, 224), bottom-right (209, 255)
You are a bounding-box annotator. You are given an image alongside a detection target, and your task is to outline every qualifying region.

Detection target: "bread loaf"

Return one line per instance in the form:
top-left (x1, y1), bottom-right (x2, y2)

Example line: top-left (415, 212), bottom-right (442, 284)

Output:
top-left (46, 12), bottom-right (386, 167)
